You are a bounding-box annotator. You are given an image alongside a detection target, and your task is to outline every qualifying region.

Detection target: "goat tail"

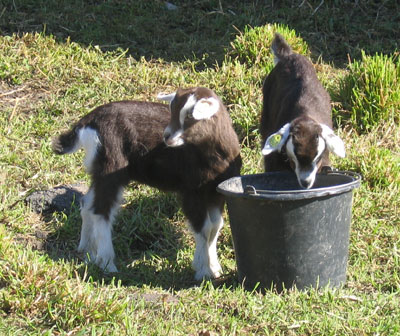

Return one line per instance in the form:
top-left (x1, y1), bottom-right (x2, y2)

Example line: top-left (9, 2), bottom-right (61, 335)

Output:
top-left (52, 127), bottom-right (81, 155)
top-left (271, 33), bottom-right (292, 64)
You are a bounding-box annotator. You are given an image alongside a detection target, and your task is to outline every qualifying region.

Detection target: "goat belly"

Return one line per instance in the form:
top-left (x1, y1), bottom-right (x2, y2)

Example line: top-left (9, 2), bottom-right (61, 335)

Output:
top-left (130, 143), bottom-right (230, 192)
top-left (128, 145), bottom-right (189, 191)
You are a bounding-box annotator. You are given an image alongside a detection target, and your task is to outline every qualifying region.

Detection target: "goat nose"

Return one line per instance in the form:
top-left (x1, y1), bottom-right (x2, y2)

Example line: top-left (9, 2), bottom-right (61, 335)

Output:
top-left (299, 178), bottom-right (312, 189)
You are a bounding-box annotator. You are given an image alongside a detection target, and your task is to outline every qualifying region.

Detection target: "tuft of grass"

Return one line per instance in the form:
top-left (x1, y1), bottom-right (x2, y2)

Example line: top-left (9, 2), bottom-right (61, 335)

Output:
top-left (335, 51), bottom-right (400, 132)
top-left (229, 23), bottom-right (309, 70)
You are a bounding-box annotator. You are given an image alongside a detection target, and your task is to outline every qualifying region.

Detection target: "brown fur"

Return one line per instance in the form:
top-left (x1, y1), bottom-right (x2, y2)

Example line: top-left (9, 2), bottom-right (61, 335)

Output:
top-left (53, 90), bottom-right (241, 234)
top-left (260, 33), bottom-right (333, 174)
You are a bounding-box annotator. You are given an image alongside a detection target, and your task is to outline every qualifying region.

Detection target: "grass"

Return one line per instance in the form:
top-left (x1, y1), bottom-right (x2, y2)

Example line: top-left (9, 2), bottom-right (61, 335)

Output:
top-left (1, 0), bottom-right (400, 334)
top-left (335, 52), bottom-right (400, 132)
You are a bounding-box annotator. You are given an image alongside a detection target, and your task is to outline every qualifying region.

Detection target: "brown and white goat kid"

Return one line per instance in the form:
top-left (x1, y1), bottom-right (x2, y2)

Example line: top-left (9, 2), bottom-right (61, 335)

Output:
top-left (52, 87), bottom-right (241, 280)
top-left (261, 33), bottom-right (345, 189)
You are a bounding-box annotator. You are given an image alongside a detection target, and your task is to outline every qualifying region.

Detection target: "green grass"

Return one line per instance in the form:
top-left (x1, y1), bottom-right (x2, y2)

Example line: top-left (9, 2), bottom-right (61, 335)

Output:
top-left (335, 52), bottom-right (400, 132)
top-left (1, 0), bottom-right (400, 334)
top-left (229, 23), bottom-right (310, 70)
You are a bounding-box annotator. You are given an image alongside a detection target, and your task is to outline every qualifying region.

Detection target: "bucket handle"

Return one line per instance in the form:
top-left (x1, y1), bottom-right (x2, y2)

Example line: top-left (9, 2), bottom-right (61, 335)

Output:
top-left (320, 166), bottom-right (362, 180)
top-left (243, 169), bottom-right (361, 196)
top-left (244, 185), bottom-right (258, 195)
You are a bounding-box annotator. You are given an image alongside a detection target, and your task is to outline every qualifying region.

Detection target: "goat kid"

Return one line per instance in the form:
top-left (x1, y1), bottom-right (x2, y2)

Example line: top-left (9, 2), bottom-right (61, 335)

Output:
top-left (261, 33), bottom-right (345, 189)
top-left (52, 87), bottom-right (241, 280)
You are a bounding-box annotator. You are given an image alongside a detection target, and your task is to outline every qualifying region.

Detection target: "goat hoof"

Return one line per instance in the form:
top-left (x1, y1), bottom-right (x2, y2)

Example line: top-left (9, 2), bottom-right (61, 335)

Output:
top-left (96, 259), bottom-right (118, 273)
top-left (194, 267), bottom-right (221, 281)
top-left (210, 265), bottom-right (222, 279)
top-left (104, 264), bottom-right (118, 273)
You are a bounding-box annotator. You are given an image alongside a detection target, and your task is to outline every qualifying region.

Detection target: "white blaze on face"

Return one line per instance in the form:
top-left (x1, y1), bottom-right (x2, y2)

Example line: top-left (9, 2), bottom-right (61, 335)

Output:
top-left (286, 135), bottom-right (326, 189)
top-left (161, 90), bottom-right (220, 148)
top-left (163, 94), bottom-right (197, 147)
top-left (179, 94), bottom-right (197, 126)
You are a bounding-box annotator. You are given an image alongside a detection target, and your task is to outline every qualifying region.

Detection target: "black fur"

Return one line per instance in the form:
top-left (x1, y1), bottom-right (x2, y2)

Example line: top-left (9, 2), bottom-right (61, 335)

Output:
top-left (260, 33), bottom-right (333, 172)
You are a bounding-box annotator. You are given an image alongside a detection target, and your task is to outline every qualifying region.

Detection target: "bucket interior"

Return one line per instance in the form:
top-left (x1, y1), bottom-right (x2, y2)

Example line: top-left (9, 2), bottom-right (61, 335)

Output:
top-left (217, 171), bottom-right (361, 201)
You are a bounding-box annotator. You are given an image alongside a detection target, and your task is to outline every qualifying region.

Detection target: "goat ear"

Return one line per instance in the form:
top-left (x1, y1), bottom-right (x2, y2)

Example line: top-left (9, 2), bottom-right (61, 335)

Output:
top-left (157, 92), bottom-right (176, 103)
top-left (192, 97), bottom-right (220, 120)
top-left (262, 123), bottom-right (291, 155)
top-left (320, 124), bottom-right (346, 158)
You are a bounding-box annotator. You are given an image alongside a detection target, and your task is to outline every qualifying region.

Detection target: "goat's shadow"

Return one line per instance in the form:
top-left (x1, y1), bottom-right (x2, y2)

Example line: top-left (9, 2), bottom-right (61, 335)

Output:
top-left (40, 186), bottom-right (235, 290)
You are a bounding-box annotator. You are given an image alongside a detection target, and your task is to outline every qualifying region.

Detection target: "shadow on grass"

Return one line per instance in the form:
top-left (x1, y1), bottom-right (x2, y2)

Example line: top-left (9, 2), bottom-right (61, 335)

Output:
top-left (0, 0), bottom-right (261, 66)
top-left (1, 1), bottom-right (399, 67)
top-left (40, 190), bottom-right (235, 290)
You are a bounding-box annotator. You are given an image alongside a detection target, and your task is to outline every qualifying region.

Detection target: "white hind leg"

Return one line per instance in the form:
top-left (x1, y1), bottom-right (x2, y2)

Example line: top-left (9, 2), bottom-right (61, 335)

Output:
top-left (78, 186), bottom-right (122, 273)
top-left (78, 188), bottom-right (95, 257)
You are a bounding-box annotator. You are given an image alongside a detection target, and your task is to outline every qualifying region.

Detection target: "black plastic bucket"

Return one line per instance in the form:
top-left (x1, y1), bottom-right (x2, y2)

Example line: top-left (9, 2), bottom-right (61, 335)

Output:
top-left (217, 170), bottom-right (361, 292)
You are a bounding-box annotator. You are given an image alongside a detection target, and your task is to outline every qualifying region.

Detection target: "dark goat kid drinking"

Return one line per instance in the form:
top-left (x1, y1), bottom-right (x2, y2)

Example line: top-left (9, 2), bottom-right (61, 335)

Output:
top-left (260, 33), bottom-right (345, 189)
top-left (52, 87), bottom-right (242, 280)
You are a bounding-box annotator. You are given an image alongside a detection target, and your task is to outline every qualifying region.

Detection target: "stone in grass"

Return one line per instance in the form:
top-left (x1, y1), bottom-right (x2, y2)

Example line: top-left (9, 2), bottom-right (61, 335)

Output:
top-left (26, 183), bottom-right (88, 214)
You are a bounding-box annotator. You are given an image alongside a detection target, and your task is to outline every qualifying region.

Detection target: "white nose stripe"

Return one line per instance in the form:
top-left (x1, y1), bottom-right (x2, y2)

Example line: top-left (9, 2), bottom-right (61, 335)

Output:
top-left (286, 136), bottom-right (321, 189)
top-left (179, 94), bottom-right (197, 127)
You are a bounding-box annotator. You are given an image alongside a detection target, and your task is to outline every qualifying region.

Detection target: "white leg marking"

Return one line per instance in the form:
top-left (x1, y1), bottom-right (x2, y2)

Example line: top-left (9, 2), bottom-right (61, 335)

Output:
top-left (191, 207), bottom-right (224, 280)
top-left (78, 187), bottom-right (123, 273)
top-left (192, 230), bottom-right (211, 280)
top-left (92, 214), bottom-right (118, 273)
top-left (78, 127), bottom-right (101, 173)
top-left (78, 188), bottom-right (95, 255)
top-left (207, 207), bottom-right (223, 277)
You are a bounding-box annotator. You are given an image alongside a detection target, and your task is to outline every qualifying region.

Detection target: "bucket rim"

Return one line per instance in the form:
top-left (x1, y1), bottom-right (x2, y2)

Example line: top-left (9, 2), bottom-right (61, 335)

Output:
top-left (217, 170), bottom-right (361, 201)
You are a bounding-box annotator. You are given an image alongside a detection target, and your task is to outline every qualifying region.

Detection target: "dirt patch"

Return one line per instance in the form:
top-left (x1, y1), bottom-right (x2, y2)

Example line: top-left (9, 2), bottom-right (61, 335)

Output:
top-left (14, 184), bottom-right (86, 256)
top-left (14, 229), bottom-right (49, 251)
top-left (25, 183), bottom-right (88, 214)
top-left (0, 82), bottom-right (49, 116)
